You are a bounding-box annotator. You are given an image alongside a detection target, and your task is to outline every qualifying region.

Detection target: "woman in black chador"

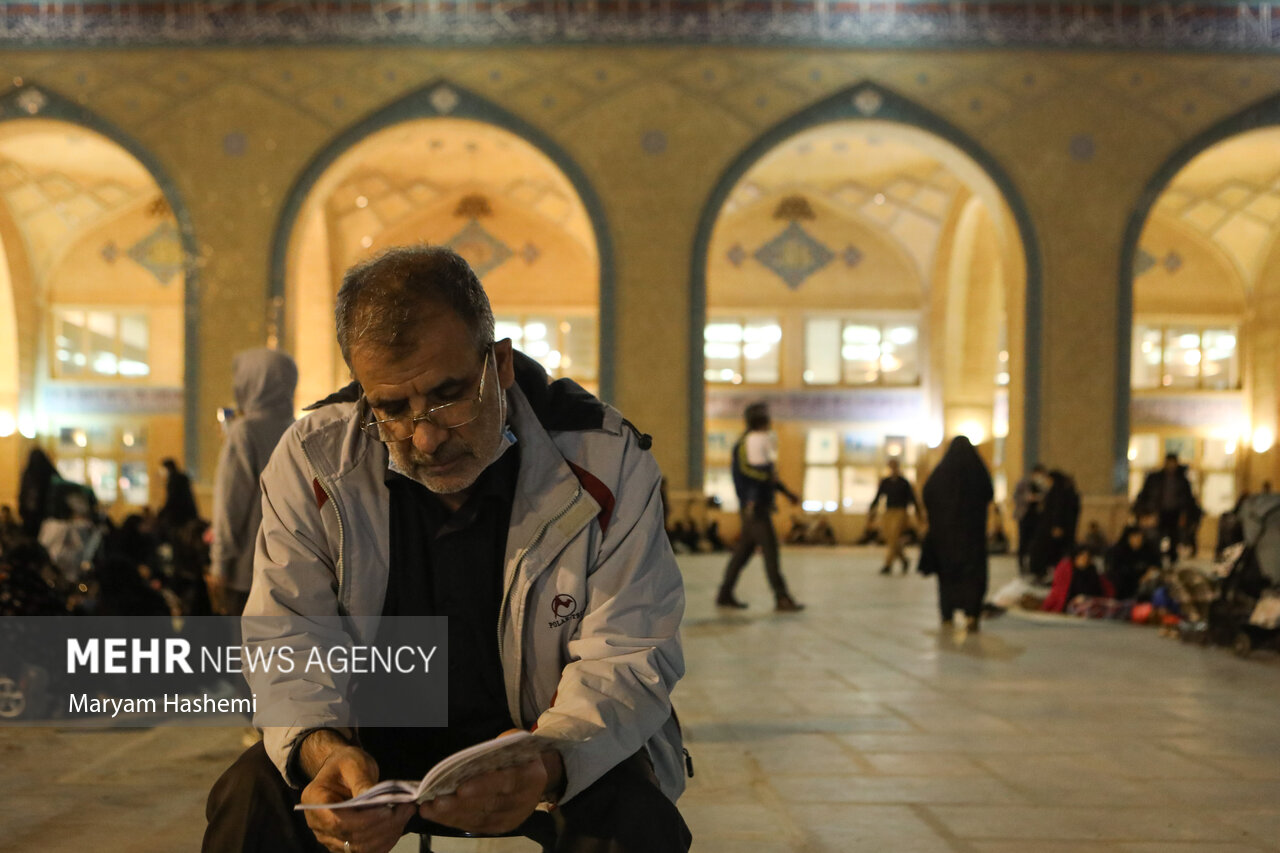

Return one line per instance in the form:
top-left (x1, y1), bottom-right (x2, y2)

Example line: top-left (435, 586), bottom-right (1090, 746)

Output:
top-left (1027, 470), bottom-right (1082, 582)
top-left (920, 436), bottom-right (994, 631)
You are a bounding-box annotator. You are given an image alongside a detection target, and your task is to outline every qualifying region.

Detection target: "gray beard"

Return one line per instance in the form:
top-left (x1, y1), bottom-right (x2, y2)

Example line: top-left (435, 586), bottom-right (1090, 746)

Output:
top-left (387, 424), bottom-right (516, 492)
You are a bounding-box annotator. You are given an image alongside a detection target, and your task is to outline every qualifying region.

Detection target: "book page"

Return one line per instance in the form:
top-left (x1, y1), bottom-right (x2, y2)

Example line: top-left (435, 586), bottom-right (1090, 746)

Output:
top-left (292, 730), bottom-right (549, 811)
top-left (416, 731), bottom-right (547, 802)
top-left (294, 779), bottom-right (417, 811)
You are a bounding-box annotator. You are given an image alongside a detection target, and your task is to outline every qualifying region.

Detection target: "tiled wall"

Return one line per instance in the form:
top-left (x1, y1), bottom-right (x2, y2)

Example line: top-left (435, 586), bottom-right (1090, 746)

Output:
top-left (3, 45), bottom-right (1280, 500)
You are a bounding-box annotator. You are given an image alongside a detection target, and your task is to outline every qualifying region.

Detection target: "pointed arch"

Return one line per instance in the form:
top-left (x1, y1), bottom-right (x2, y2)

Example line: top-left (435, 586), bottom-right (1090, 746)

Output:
top-left (689, 82), bottom-right (1042, 487)
top-left (0, 84), bottom-right (202, 471)
top-left (1118, 91), bottom-right (1280, 494)
top-left (269, 80), bottom-right (616, 400)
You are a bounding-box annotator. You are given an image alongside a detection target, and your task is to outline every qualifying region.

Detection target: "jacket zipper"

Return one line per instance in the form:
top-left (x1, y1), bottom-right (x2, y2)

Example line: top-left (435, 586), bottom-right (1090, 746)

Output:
top-left (497, 485), bottom-right (584, 666)
top-left (300, 443), bottom-right (345, 599)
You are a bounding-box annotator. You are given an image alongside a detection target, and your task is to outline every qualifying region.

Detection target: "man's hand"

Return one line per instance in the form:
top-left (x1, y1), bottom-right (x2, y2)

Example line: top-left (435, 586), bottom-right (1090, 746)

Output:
top-left (299, 738), bottom-right (414, 853)
top-left (417, 749), bottom-right (562, 836)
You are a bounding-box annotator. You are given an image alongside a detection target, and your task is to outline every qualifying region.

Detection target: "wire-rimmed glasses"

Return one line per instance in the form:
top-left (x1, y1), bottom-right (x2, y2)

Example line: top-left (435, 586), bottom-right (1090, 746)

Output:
top-left (360, 349), bottom-right (491, 443)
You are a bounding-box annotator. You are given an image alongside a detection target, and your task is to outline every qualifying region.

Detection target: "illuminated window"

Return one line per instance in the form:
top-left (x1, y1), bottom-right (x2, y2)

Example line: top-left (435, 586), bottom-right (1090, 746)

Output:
top-left (704, 317), bottom-right (781, 384)
top-left (1127, 432), bottom-right (1237, 517)
top-left (803, 317), bottom-right (919, 386)
top-left (52, 309), bottom-right (151, 379)
top-left (495, 313), bottom-right (597, 384)
top-left (803, 429), bottom-right (917, 514)
top-left (1131, 324), bottom-right (1238, 390)
top-left (50, 423), bottom-right (150, 508)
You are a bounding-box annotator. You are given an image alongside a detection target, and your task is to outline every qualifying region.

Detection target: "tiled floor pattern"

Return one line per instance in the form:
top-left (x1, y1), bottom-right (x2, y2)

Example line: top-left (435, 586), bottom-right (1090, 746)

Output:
top-left (2, 547), bottom-right (1277, 851)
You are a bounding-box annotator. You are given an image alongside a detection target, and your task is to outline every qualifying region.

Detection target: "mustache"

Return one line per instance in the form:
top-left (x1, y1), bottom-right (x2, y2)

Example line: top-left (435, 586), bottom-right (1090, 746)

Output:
top-left (406, 440), bottom-right (472, 468)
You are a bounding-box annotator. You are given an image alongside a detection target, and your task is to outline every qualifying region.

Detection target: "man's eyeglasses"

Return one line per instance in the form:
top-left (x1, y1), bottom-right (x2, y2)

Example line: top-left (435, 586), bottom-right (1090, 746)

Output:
top-left (360, 349), bottom-right (491, 443)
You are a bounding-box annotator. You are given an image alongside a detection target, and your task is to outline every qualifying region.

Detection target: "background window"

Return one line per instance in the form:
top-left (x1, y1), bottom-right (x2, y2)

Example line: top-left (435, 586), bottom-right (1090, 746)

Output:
top-left (496, 312), bottom-right (598, 384)
top-left (53, 309), bottom-right (151, 379)
top-left (803, 318), bottom-right (841, 384)
top-left (704, 317), bottom-right (781, 384)
top-left (804, 317), bottom-right (920, 386)
top-left (802, 466), bottom-right (840, 512)
top-left (704, 466), bottom-right (738, 512)
top-left (1131, 323), bottom-right (1239, 390)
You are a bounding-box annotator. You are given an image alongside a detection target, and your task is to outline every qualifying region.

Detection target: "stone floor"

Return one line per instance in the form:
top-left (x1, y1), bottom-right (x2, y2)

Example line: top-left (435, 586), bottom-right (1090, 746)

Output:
top-left (2, 546), bottom-right (1279, 852)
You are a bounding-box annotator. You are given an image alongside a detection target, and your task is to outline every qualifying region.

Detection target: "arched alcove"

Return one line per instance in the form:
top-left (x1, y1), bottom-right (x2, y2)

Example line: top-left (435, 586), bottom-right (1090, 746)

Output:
top-left (1122, 114), bottom-right (1280, 518)
top-left (0, 86), bottom-right (199, 509)
top-left (271, 82), bottom-right (613, 405)
top-left (691, 85), bottom-right (1038, 536)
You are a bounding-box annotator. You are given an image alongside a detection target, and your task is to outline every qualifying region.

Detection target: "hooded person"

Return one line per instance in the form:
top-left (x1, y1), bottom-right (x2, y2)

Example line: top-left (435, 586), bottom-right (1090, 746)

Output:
top-left (206, 347), bottom-right (298, 616)
top-left (920, 436), bottom-right (994, 631)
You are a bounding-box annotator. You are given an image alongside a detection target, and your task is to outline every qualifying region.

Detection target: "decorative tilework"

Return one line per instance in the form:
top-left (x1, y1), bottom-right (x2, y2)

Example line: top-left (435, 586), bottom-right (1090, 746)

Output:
top-left (453, 193), bottom-right (493, 219)
top-left (1069, 134), bottom-right (1096, 163)
top-left (853, 88), bottom-right (884, 116)
top-left (15, 88), bottom-right (46, 116)
top-left (445, 219), bottom-right (512, 279)
top-left (429, 85), bottom-right (459, 115)
top-left (1134, 248), bottom-right (1157, 277)
top-left (222, 131), bottom-right (247, 157)
top-left (641, 130), bottom-right (667, 155)
top-left (7, 2), bottom-right (1280, 51)
top-left (754, 222), bottom-right (834, 291)
top-left (127, 221), bottom-right (184, 286)
top-left (773, 195), bottom-right (816, 221)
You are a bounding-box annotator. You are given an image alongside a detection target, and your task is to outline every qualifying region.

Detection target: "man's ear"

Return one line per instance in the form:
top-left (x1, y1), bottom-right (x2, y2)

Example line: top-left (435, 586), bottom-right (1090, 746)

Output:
top-left (495, 338), bottom-right (516, 390)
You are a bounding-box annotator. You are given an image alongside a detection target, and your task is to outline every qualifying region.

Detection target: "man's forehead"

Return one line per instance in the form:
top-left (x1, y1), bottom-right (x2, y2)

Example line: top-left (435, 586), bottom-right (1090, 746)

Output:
top-left (355, 342), bottom-right (478, 401)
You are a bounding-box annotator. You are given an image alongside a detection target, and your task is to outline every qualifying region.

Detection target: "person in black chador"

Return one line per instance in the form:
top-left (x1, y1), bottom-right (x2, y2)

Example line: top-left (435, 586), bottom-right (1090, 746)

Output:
top-left (919, 436), bottom-right (993, 632)
top-left (1027, 470), bottom-right (1081, 582)
top-left (1104, 524), bottom-right (1162, 601)
top-left (1011, 464), bottom-right (1046, 573)
top-left (1134, 453), bottom-right (1196, 565)
top-left (714, 402), bottom-right (804, 612)
top-left (157, 458), bottom-right (200, 531)
top-left (17, 448), bottom-right (57, 538)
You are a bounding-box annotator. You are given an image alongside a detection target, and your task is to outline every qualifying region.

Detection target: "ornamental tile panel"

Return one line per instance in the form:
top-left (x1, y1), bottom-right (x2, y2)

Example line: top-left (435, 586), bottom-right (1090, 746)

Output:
top-left (667, 56), bottom-right (751, 96)
top-left (146, 59), bottom-right (223, 97)
top-left (561, 58), bottom-right (643, 94)
top-left (446, 219), bottom-right (512, 279)
top-left (4, 4), bottom-right (1280, 50)
top-left (753, 221), bottom-right (834, 291)
top-left (127, 221), bottom-right (184, 286)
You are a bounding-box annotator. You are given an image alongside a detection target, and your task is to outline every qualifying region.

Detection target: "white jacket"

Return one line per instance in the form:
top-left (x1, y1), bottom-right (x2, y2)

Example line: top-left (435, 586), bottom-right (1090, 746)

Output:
top-left (242, 360), bottom-right (687, 803)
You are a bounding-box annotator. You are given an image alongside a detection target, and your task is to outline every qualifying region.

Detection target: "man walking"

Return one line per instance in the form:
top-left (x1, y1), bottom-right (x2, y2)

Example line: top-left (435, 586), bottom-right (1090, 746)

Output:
top-left (868, 458), bottom-right (920, 575)
top-left (714, 402), bottom-right (805, 612)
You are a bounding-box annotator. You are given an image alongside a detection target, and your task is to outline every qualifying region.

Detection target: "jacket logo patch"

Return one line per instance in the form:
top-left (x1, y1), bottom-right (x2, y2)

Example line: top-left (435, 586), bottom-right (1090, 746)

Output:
top-left (549, 594), bottom-right (582, 628)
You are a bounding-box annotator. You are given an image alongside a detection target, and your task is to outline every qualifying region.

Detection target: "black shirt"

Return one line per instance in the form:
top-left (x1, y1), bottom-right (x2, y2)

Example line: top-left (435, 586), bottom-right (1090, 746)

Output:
top-left (358, 444), bottom-right (520, 780)
top-left (872, 475), bottom-right (918, 511)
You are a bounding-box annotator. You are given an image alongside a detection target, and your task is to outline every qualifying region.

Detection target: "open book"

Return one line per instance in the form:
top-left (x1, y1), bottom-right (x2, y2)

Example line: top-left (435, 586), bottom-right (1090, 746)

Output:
top-left (295, 730), bottom-right (548, 810)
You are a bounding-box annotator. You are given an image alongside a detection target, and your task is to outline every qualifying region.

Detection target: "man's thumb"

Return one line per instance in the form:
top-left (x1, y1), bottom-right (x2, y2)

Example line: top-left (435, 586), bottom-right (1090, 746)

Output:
top-left (337, 752), bottom-right (378, 795)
